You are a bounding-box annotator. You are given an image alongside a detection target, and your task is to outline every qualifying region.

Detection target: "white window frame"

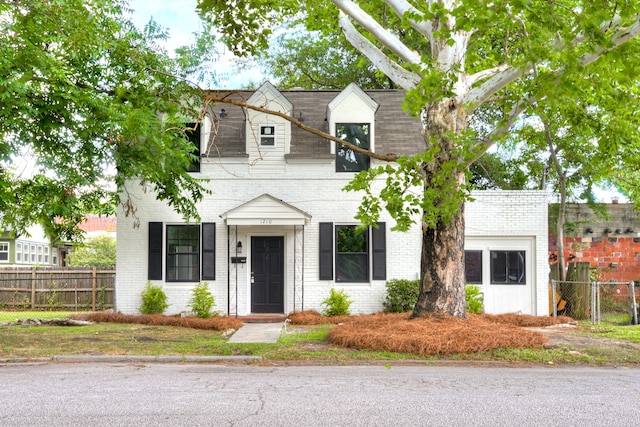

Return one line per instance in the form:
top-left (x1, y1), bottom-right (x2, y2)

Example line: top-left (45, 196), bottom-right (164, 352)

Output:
top-left (24, 244), bottom-right (30, 264)
top-left (16, 242), bottom-right (22, 263)
top-left (44, 246), bottom-right (50, 264)
top-left (31, 244), bottom-right (36, 263)
top-left (0, 242), bottom-right (9, 262)
top-left (259, 124), bottom-right (276, 147)
top-left (52, 248), bottom-right (58, 266)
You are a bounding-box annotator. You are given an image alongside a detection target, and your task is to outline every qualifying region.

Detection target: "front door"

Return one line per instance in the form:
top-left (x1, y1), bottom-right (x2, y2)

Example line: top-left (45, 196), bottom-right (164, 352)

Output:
top-left (251, 236), bottom-right (284, 313)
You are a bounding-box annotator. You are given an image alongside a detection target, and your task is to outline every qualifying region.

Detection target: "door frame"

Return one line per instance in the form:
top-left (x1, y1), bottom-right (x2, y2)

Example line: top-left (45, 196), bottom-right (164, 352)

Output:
top-left (248, 234), bottom-right (286, 313)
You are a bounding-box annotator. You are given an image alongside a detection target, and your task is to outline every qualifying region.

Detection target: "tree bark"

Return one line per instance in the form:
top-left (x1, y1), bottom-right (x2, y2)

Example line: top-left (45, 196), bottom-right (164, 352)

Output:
top-left (412, 99), bottom-right (469, 319)
top-left (414, 202), bottom-right (467, 319)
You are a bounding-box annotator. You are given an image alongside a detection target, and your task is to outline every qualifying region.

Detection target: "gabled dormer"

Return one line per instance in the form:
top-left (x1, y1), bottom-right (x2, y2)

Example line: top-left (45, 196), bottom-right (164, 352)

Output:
top-left (327, 83), bottom-right (379, 172)
top-left (245, 82), bottom-right (293, 173)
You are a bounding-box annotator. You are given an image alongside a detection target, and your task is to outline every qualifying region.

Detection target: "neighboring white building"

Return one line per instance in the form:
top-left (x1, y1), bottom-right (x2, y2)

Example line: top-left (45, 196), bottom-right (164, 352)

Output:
top-left (0, 224), bottom-right (60, 267)
top-left (115, 82), bottom-right (549, 316)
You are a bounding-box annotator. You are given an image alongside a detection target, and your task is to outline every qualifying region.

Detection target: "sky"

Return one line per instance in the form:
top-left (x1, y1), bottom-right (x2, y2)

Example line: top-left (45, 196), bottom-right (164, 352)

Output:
top-left (128, 0), bottom-right (264, 88)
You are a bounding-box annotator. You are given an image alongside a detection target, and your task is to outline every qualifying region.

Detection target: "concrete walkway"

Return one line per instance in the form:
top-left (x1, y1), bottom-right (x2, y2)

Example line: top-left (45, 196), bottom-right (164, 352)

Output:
top-left (227, 322), bottom-right (284, 343)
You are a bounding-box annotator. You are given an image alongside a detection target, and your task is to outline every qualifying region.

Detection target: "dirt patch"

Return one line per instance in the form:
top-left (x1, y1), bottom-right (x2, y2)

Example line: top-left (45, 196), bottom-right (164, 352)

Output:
top-left (528, 324), bottom-right (640, 351)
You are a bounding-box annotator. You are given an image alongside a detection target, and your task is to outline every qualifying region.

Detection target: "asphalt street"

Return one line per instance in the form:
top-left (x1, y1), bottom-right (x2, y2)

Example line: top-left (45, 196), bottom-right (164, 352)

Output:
top-left (1, 362), bottom-right (639, 426)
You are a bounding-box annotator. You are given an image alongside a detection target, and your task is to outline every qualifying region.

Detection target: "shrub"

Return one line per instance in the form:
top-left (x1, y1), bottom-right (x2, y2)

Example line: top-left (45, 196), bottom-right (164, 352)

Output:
top-left (140, 281), bottom-right (169, 315)
top-left (189, 282), bottom-right (217, 318)
top-left (466, 284), bottom-right (484, 314)
top-left (383, 279), bottom-right (419, 313)
top-left (321, 288), bottom-right (353, 316)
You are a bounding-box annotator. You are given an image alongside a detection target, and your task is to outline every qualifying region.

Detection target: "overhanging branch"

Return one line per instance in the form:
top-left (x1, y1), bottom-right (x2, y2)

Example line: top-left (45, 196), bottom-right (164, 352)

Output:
top-left (204, 92), bottom-right (400, 162)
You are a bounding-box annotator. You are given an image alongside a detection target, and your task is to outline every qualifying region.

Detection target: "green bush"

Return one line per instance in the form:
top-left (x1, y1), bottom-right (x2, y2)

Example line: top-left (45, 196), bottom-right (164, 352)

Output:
top-left (140, 281), bottom-right (169, 315)
top-left (321, 288), bottom-right (353, 316)
top-left (189, 282), bottom-right (216, 318)
top-left (383, 279), bottom-right (419, 313)
top-left (466, 284), bottom-right (484, 314)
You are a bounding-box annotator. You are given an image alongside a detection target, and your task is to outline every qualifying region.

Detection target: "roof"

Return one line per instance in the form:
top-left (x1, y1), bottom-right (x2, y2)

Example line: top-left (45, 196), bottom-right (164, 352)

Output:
top-left (205, 87), bottom-right (425, 159)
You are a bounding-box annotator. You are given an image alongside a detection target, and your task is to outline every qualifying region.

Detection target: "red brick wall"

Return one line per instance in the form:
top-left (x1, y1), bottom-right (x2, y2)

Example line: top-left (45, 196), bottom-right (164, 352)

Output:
top-left (550, 236), bottom-right (640, 282)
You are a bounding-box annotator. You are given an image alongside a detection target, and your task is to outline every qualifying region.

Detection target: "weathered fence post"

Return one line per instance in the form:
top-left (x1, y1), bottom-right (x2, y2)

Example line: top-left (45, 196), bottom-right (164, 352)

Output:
top-left (564, 262), bottom-right (591, 320)
top-left (92, 267), bottom-right (97, 311)
top-left (31, 268), bottom-right (36, 309)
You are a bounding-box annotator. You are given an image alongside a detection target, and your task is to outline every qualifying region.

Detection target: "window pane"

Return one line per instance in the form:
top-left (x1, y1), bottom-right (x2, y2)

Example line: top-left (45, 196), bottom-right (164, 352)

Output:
top-left (185, 123), bottom-right (201, 172)
top-left (260, 125), bottom-right (275, 146)
top-left (490, 250), bottom-right (525, 284)
top-left (166, 225), bottom-right (200, 282)
top-left (336, 226), bottom-right (367, 253)
top-left (464, 250), bottom-right (482, 284)
top-left (335, 225), bottom-right (368, 282)
top-left (336, 123), bottom-right (370, 172)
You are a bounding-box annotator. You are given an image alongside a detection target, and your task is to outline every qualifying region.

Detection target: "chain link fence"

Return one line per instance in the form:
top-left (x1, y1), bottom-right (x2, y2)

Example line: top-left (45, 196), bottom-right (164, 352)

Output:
top-left (0, 267), bottom-right (114, 323)
top-left (551, 280), bottom-right (639, 325)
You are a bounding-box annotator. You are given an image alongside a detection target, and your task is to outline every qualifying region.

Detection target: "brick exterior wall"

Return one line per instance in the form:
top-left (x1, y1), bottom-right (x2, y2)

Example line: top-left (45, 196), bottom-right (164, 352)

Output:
top-left (466, 191), bottom-right (549, 315)
top-left (550, 203), bottom-right (640, 283)
top-left (115, 84), bottom-right (550, 317)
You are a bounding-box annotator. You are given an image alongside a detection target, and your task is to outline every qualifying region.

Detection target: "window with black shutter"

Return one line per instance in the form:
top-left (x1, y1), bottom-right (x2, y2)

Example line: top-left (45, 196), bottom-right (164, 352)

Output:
top-left (319, 222), bottom-right (386, 282)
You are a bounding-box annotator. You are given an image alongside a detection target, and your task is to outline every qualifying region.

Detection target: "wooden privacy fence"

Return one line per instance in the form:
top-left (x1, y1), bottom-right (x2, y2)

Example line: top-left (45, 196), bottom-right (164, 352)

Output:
top-left (0, 267), bottom-right (115, 311)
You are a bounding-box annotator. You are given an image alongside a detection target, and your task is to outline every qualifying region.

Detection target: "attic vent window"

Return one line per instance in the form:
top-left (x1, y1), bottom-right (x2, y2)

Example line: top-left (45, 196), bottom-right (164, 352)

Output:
top-left (260, 125), bottom-right (276, 147)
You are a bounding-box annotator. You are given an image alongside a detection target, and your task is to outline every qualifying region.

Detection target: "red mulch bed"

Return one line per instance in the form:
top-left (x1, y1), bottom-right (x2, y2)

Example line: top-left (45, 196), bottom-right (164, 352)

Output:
top-left (288, 310), bottom-right (574, 356)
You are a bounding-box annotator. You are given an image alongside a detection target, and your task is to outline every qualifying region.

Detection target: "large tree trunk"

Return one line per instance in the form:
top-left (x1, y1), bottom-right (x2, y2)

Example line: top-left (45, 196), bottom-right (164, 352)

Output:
top-left (412, 100), bottom-right (469, 319)
top-left (414, 201), bottom-right (467, 318)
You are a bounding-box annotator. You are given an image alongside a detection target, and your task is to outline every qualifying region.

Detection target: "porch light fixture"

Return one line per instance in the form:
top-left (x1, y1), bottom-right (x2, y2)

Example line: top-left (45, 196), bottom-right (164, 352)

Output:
top-left (236, 241), bottom-right (242, 254)
top-left (298, 111), bottom-right (304, 122)
top-left (220, 109), bottom-right (227, 118)
top-left (585, 227), bottom-right (593, 234)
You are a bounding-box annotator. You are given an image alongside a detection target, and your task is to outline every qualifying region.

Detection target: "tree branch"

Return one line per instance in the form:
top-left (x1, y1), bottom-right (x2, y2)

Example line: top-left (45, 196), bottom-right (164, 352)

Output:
top-left (331, 0), bottom-right (422, 65)
top-left (466, 64), bottom-right (509, 87)
top-left (469, 96), bottom-right (536, 165)
top-left (463, 13), bottom-right (640, 109)
top-left (383, 0), bottom-right (434, 44)
top-left (338, 13), bottom-right (421, 91)
top-left (205, 92), bottom-right (399, 162)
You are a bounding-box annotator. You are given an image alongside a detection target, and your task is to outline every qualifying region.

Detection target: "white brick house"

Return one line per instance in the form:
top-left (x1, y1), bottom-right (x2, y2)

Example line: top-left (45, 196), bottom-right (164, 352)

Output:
top-left (115, 82), bottom-right (549, 316)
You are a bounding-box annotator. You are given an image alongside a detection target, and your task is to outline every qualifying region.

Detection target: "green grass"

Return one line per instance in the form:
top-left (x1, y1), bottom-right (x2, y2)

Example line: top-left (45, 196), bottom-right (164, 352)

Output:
top-left (2, 316), bottom-right (640, 365)
top-left (0, 311), bottom-right (91, 321)
top-left (579, 322), bottom-right (640, 343)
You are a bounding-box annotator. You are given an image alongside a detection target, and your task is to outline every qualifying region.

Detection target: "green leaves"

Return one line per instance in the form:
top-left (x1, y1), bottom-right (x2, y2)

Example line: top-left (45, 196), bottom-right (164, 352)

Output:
top-left (66, 235), bottom-right (116, 267)
top-left (1, 0), bottom-right (209, 239)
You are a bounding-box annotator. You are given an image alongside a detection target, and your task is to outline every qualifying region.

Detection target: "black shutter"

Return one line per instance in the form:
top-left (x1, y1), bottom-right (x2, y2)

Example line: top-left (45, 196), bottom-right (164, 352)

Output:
top-left (319, 222), bottom-right (333, 280)
top-left (148, 222), bottom-right (163, 280)
top-left (202, 222), bottom-right (216, 280)
top-left (372, 222), bottom-right (386, 280)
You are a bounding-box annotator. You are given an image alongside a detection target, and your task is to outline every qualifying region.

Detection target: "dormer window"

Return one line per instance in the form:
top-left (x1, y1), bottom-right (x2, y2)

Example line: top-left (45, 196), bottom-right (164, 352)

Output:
top-left (260, 125), bottom-right (276, 147)
top-left (336, 123), bottom-right (370, 172)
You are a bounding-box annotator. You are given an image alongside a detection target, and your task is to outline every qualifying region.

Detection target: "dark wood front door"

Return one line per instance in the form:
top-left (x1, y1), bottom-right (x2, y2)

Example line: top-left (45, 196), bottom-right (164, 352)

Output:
top-left (251, 236), bottom-right (284, 313)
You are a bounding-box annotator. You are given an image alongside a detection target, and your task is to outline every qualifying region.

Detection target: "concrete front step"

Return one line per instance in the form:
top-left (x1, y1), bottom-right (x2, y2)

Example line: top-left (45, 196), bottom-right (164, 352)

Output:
top-left (238, 314), bottom-right (288, 323)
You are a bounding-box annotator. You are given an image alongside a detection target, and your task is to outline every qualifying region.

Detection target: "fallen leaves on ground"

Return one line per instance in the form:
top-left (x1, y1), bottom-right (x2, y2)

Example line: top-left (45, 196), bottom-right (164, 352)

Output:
top-left (288, 311), bottom-right (574, 356)
top-left (73, 312), bottom-right (243, 331)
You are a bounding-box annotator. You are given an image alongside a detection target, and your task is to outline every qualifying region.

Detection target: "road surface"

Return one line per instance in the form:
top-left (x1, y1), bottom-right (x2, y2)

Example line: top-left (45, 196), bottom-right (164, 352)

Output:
top-left (1, 362), bottom-right (639, 426)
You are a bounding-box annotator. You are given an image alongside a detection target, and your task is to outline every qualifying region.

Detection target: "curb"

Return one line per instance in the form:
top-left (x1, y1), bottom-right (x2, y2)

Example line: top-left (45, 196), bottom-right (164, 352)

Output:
top-left (0, 355), bottom-right (263, 364)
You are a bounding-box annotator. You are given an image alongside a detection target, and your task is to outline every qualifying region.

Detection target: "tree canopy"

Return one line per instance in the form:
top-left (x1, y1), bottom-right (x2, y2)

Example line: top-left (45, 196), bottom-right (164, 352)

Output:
top-left (1, 0), bottom-right (212, 240)
top-left (200, 0), bottom-right (640, 317)
top-left (66, 235), bottom-right (117, 267)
